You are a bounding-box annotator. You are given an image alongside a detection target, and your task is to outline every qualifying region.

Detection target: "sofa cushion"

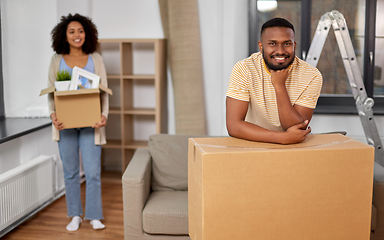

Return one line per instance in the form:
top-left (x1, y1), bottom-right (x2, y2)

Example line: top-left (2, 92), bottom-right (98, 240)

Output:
top-left (149, 134), bottom-right (195, 191)
top-left (142, 190), bottom-right (189, 235)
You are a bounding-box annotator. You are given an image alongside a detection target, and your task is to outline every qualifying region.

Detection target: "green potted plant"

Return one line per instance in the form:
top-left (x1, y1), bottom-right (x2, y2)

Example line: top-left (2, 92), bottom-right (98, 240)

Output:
top-left (55, 70), bottom-right (72, 91)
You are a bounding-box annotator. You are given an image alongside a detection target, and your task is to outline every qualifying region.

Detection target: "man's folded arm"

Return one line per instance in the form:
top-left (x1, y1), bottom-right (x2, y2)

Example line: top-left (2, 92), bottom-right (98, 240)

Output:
top-left (272, 77), bottom-right (314, 130)
top-left (226, 96), bottom-right (311, 144)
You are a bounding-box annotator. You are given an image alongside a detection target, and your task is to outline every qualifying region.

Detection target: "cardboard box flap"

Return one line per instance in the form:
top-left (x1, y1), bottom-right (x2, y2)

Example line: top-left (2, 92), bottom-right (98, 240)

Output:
top-left (99, 84), bottom-right (113, 95)
top-left (40, 84), bottom-right (112, 97)
top-left (54, 88), bottom-right (100, 96)
top-left (39, 86), bottom-right (55, 96)
top-left (191, 134), bottom-right (372, 154)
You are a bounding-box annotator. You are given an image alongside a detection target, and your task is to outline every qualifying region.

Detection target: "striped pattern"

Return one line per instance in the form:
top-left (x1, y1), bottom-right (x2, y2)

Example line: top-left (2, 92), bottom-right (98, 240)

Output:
top-left (227, 52), bottom-right (323, 132)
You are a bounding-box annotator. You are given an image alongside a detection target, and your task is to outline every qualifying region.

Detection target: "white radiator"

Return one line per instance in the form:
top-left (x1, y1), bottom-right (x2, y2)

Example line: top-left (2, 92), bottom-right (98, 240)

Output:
top-left (0, 155), bottom-right (55, 232)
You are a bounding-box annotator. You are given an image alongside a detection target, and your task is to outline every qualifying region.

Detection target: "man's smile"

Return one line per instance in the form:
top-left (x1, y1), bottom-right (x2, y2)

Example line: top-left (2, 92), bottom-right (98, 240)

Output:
top-left (271, 55), bottom-right (289, 63)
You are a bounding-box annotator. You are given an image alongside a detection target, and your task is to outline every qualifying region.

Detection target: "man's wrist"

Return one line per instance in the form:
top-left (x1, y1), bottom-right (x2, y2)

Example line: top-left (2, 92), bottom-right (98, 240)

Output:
top-left (268, 130), bottom-right (285, 144)
top-left (273, 84), bottom-right (287, 92)
top-left (276, 131), bottom-right (289, 145)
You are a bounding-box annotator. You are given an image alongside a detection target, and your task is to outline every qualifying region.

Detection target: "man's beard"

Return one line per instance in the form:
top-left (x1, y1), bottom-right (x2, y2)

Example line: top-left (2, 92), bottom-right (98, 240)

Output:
top-left (262, 49), bottom-right (295, 71)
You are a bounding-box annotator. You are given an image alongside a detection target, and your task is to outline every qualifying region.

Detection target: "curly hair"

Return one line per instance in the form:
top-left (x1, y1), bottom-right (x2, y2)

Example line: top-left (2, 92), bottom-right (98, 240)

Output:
top-left (51, 13), bottom-right (99, 54)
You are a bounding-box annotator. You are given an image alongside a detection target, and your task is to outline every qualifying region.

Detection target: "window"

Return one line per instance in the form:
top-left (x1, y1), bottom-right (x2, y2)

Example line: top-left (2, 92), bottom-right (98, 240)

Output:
top-left (249, 0), bottom-right (383, 114)
top-left (374, 0), bottom-right (384, 97)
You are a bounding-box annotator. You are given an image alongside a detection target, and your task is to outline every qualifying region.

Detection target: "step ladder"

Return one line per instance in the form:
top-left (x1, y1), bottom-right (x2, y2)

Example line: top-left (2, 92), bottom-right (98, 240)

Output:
top-left (306, 10), bottom-right (384, 166)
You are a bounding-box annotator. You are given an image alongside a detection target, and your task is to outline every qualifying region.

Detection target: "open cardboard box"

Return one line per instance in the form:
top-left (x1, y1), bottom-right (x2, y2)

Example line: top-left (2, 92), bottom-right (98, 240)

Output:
top-left (188, 134), bottom-right (374, 240)
top-left (40, 84), bottom-right (112, 129)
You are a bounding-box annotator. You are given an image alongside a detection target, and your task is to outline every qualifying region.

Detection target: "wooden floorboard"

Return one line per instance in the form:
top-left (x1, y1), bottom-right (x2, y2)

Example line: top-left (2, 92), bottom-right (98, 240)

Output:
top-left (2, 174), bottom-right (124, 240)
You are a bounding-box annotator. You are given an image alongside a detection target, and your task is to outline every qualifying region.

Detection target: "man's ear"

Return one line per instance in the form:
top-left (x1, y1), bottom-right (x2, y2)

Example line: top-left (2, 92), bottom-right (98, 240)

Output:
top-left (258, 41), bottom-right (263, 51)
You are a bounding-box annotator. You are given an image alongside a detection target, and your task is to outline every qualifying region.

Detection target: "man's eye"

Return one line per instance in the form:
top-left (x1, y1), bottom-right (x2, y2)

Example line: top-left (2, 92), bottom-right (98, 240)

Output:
top-left (269, 43), bottom-right (275, 46)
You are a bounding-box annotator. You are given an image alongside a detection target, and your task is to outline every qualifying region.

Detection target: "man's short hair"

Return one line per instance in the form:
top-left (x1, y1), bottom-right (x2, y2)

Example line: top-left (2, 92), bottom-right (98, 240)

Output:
top-left (261, 17), bottom-right (295, 36)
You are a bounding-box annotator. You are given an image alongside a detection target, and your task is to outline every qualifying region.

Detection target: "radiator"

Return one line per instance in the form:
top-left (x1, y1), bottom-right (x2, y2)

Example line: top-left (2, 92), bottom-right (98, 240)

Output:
top-left (0, 155), bottom-right (55, 232)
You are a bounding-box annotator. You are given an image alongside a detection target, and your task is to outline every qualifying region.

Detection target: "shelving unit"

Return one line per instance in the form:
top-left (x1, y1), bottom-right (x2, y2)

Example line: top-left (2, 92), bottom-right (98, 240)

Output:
top-left (98, 39), bottom-right (167, 173)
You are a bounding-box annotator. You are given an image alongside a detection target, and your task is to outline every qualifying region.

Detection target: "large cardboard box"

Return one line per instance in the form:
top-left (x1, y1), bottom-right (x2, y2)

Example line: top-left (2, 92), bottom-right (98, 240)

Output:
top-left (40, 85), bottom-right (112, 129)
top-left (188, 134), bottom-right (374, 240)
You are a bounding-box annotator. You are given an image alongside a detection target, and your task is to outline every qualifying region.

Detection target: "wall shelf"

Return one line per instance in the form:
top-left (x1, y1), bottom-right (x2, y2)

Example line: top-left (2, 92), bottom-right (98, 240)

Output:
top-left (122, 75), bottom-right (155, 79)
top-left (99, 39), bottom-right (167, 173)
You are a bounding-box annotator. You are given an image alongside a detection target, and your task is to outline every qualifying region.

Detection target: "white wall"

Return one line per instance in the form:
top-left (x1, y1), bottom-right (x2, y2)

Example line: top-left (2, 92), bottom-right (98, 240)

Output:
top-left (1, 0), bottom-right (384, 144)
top-left (311, 114), bottom-right (384, 150)
top-left (0, 127), bottom-right (61, 174)
top-left (1, 0), bottom-right (56, 117)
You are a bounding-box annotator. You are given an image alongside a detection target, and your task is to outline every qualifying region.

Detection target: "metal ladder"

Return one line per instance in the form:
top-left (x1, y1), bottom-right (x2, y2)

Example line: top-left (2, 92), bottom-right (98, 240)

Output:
top-left (306, 10), bottom-right (384, 166)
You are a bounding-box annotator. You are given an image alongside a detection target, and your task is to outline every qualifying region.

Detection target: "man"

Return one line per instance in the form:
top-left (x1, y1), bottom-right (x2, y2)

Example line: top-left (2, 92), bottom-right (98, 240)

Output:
top-left (226, 17), bottom-right (323, 144)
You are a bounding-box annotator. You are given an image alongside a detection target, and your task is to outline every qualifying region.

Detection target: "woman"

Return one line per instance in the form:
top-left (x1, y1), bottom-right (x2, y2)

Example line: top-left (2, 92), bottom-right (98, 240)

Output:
top-left (48, 13), bottom-right (109, 231)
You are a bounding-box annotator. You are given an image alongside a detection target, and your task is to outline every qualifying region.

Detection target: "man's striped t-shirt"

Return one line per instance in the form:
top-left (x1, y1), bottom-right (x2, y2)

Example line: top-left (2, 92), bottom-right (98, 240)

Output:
top-left (226, 52), bottom-right (323, 132)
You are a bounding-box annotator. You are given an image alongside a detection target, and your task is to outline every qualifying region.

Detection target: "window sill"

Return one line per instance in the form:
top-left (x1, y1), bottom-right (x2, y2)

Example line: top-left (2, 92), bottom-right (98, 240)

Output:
top-left (315, 95), bottom-right (384, 115)
top-left (0, 117), bottom-right (52, 144)
top-left (315, 103), bottom-right (384, 115)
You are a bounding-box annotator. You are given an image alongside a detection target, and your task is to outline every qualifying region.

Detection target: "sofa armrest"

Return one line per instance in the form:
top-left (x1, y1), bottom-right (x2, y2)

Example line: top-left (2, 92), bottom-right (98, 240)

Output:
top-left (373, 161), bottom-right (384, 239)
top-left (122, 148), bottom-right (152, 238)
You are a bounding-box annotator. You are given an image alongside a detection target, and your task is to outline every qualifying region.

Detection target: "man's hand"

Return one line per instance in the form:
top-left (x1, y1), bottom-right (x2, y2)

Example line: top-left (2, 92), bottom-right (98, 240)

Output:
top-left (50, 113), bottom-right (65, 130)
top-left (280, 120), bottom-right (311, 144)
top-left (93, 115), bottom-right (107, 128)
top-left (271, 68), bottom-right (289, 88)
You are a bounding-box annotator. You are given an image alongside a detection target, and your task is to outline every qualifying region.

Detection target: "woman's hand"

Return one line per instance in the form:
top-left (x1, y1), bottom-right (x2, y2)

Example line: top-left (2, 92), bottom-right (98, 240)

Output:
top-left (50, 113), bottom-right (65, 130)
top-left (93, 115), bottom-right (107, 128)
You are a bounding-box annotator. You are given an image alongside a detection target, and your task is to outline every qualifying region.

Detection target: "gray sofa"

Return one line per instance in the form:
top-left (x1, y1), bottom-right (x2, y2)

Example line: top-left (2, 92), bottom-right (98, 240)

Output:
top-left (122, 134), bottom-right (192, 240)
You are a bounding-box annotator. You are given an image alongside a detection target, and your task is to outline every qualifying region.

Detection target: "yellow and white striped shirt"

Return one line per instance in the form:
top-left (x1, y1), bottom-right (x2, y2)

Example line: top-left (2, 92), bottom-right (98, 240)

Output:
top-left (227, 52), bottom-right (323, 132)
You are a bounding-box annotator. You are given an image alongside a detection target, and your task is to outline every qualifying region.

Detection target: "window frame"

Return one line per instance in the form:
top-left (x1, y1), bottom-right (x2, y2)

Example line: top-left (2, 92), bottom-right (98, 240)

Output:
top-left (248, 0), bottom-right (381, 115)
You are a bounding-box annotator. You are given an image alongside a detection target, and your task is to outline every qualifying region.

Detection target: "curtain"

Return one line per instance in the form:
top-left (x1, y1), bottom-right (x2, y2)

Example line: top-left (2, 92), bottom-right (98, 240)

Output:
top-left (159, 0), bottom-right (207, 135)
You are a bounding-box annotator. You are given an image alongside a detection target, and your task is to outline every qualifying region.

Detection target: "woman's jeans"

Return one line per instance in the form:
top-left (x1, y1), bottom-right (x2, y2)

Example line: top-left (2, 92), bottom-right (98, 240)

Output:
top-left (58, 127), bottom-right (103, 220)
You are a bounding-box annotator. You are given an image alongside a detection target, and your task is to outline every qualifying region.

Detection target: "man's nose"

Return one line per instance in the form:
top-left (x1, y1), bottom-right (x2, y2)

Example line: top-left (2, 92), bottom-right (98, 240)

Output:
top-left (275, 44), bottom-right (285, 54)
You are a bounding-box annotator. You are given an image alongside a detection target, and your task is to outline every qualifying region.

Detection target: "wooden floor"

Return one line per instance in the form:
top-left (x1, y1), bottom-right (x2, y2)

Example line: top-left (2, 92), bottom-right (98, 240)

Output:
top-left (2, 173), bottom-right (124, 240)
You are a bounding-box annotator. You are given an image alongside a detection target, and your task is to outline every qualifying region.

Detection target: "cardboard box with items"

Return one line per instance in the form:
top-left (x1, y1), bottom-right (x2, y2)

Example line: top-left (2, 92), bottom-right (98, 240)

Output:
top-left (40, 83), bottom-right (112, 129)
top-left (188, 134), bottom-right (374, 240)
